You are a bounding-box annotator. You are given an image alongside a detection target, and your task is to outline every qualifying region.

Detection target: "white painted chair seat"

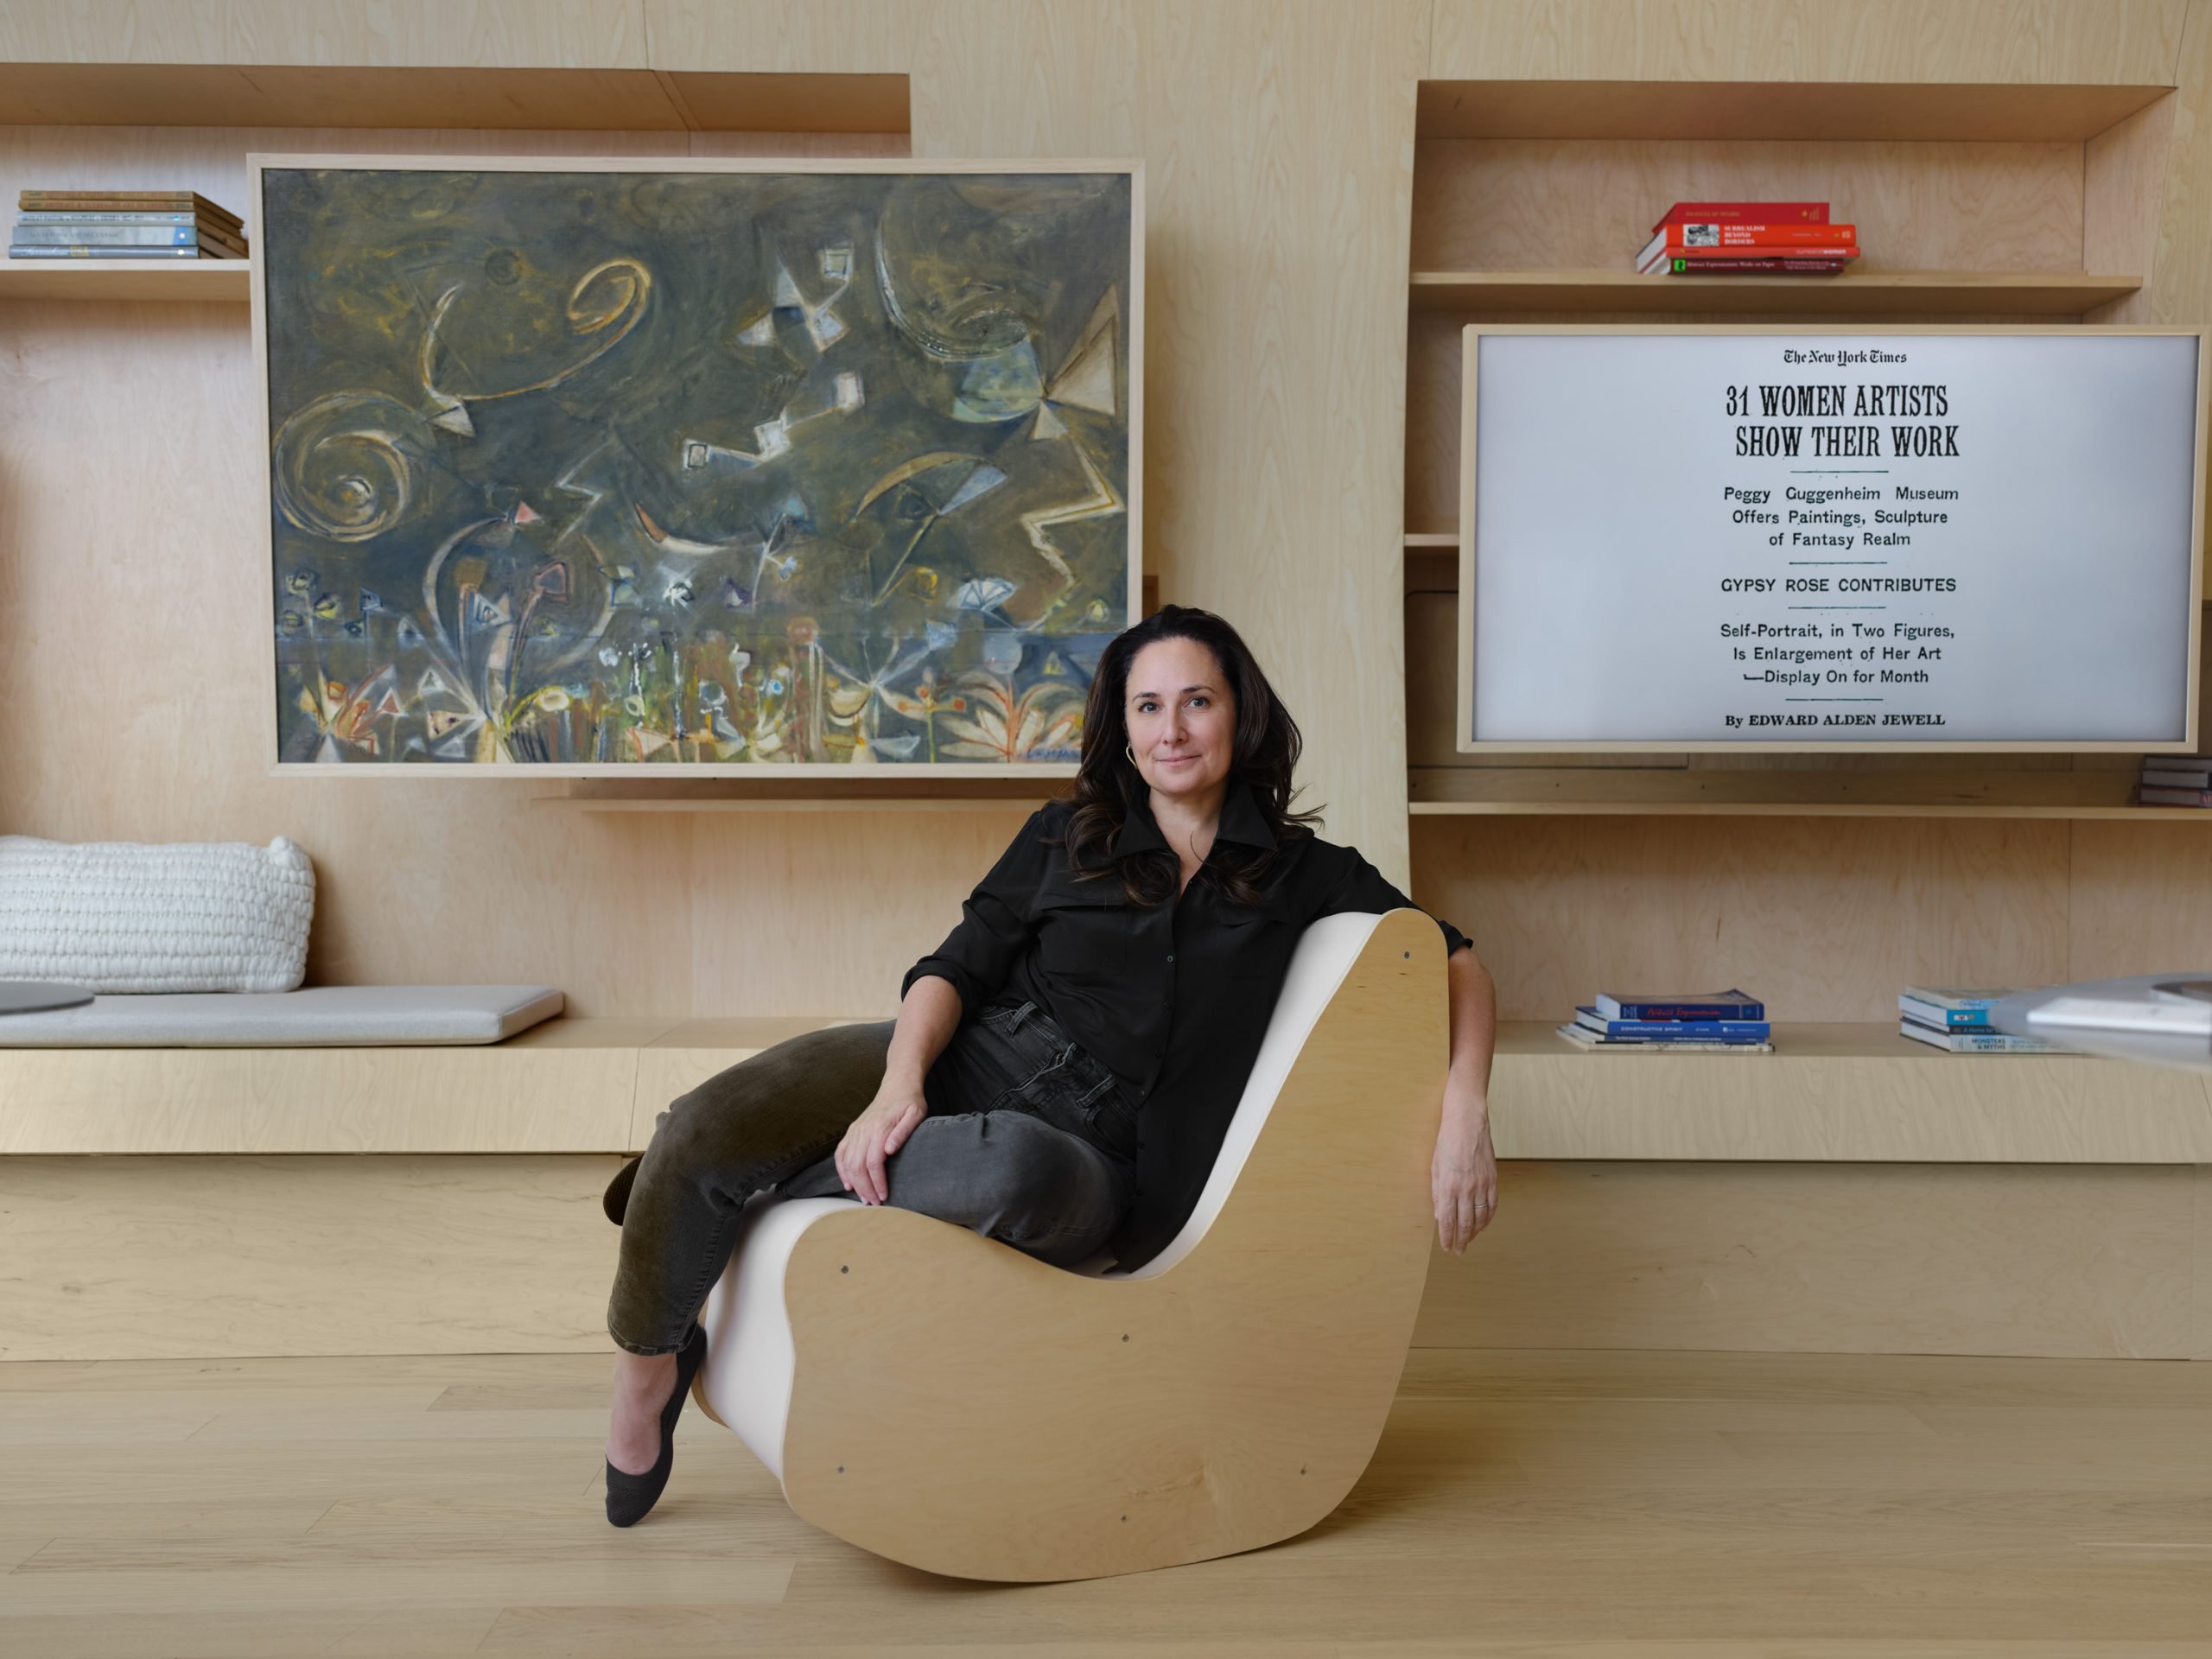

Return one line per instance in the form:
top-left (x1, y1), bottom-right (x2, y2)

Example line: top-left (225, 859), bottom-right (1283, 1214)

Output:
top-left (691, 908), bottom-right (1447, 1580)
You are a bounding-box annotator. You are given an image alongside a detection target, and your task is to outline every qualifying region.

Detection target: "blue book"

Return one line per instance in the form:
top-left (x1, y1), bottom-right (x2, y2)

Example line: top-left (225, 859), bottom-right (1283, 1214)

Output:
top-left (1576, 1007), bottom-right (1770, 1040)
top-left (1898, 987), bottom-right (2012, 1028)
top-left (1594, 988), bottom-right (1764, 1021)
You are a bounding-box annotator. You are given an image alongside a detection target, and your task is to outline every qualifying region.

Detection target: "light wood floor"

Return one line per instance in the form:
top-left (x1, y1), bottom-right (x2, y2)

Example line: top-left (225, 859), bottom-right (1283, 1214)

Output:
top-left (1, 1347), bottom-right (2209, 1657)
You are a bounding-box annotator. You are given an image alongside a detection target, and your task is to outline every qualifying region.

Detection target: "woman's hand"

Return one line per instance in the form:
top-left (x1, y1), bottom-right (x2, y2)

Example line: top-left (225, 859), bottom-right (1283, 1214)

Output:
top-left (834, 1081), bottom-right (929, 1205)
top-left (1431, 1076), bottom-right (1497, 1254)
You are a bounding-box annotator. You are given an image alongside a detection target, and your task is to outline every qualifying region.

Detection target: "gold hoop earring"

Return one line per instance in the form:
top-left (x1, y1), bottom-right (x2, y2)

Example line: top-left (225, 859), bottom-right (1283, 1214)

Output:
top-left (1124, 743), bottom-right (1137, 765)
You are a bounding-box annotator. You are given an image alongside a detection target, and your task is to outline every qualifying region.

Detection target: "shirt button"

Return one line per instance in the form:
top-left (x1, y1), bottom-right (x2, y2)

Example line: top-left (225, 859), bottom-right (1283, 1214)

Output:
top-left (1166, 954), bottom-right (1175, 963)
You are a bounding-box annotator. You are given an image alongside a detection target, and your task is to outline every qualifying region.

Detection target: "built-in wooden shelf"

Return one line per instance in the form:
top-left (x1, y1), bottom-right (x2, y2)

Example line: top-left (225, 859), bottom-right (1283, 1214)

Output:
top-left (1414, 79), bottom-right (2172, 143)
top-left (0, 258), bottom-right (251, 303)
top-left (1410, 766), bottom-right (2207, 819)
top-left (1409, 269), bottom-right (2143, 315)
top-left (1489, 1020), bottom-right (2212, 1163)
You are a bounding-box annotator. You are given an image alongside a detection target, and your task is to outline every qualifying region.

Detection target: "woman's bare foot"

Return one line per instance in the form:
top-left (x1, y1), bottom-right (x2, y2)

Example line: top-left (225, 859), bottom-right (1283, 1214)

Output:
top-left (607, 1348), bottom-right (679, 1475)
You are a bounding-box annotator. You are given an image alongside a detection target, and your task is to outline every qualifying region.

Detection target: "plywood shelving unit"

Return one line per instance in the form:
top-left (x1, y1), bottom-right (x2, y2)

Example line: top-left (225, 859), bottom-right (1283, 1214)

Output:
top-left (1402, 75), bottom-right (2183, 823)
top-left (0, 259), bottom-right (251, 302)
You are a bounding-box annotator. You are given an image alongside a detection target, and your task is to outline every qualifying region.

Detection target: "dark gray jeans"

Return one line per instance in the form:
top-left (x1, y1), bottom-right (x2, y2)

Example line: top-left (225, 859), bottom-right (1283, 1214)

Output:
top-left (607, 995), bottom-right (1138, 1356)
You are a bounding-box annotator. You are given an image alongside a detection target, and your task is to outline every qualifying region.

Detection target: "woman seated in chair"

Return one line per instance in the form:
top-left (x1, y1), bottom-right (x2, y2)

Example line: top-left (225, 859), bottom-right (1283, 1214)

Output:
top-left (601, 604), bottom-right (1499, 1525)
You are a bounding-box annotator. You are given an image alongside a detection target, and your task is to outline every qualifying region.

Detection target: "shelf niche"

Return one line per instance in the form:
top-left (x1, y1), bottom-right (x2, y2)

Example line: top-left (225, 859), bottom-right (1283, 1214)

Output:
top-left (1399, 76), bottom-right (2191, 821)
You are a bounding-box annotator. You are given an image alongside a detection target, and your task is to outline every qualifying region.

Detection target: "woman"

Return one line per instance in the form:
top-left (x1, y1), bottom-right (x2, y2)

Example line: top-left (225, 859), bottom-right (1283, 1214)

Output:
top-left (601, 604), bottom-right (1499, 1525)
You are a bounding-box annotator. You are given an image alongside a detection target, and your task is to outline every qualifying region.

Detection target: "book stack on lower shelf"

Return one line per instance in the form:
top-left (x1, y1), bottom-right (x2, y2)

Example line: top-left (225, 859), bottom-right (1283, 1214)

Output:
top-left (10, 190), bottom-right (247, 260)
top-left (1898, 987), bottom-right (2065, 1052)
top-left (1558, 988), bottom-right (1773, 1052)
top-left (2136, 753), bottom-right (2212, 808)
top-left (1635, 200), bottom-right (1858, 277)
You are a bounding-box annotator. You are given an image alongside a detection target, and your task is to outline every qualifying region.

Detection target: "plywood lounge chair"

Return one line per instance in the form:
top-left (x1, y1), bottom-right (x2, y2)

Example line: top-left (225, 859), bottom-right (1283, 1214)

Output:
top-left (690, 906), bottom-right (1447, 1581)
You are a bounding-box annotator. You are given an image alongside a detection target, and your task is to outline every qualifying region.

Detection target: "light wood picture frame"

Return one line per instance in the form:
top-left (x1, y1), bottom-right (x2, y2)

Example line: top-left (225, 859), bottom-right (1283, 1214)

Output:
top-left (248, 154), bottom-right (1143, 778)
top-left (1456, 323), bottom-right (2209, 755)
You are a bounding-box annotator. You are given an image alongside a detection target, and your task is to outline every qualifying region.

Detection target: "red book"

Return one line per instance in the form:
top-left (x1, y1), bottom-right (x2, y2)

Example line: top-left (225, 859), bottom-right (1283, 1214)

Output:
top-left (1652, 200), bottom-right (1828, 232)
top-left (1648, 223), bottom-right (1855, 248)
top-left (1637, 224), bottom-right (1856, 267)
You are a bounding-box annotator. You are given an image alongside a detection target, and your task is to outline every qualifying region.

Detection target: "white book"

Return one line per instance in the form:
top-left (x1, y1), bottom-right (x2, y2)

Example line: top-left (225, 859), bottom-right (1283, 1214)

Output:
top-left (1900, 1019), bottom-right (2069, 1054)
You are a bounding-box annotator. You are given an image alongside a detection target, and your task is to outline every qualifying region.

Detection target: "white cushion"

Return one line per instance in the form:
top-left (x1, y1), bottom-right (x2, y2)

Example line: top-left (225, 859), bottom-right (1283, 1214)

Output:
top-left (0, 984), bottom-right (563, 1046)
top-left (0, 835), bottom-right (315, 993)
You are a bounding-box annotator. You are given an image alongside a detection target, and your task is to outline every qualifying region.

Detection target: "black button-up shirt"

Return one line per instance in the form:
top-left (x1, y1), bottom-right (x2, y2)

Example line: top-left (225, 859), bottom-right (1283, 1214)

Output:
top-left (901, 777), bottom-right (1471, 1273)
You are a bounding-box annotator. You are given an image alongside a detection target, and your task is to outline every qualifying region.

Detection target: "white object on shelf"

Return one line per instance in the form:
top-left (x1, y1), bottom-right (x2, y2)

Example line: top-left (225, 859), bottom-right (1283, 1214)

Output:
top-left (0, 983), bottom-right (563, 1046)
top-left (2025, 995), bottom-right (2212, 1037)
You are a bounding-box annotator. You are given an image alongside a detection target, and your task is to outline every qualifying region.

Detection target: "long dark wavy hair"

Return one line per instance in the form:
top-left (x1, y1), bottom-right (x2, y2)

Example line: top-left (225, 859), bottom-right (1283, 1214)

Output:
top-left (1046, 605), bottom-right (1324, 906)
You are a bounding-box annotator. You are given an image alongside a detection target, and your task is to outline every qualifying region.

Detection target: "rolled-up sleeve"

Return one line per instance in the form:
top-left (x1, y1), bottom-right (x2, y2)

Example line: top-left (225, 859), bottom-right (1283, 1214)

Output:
top-left (899, 808), bottom-right (1053, 1017)
top-left (1308, 842), bottom-right (1471, 958)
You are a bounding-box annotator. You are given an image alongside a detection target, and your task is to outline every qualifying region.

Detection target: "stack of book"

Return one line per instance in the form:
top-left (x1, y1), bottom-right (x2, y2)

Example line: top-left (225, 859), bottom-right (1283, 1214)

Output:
top-left (1636, 200), bottom-right (1858, 276)
top-left (1898, 986), bottom-right (2064, 1052)
top-left (2136, 753), bottom-right (2212, 807)
top-left (10, 190), bottom-right (247, 261)
top-left (1558, 988), bottom-right (1772, 1052)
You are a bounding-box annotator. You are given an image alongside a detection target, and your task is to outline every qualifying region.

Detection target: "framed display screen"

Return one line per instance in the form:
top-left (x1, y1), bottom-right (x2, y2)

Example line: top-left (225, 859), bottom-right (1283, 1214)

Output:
top-left (1459, 326), bottom-right (2209, 751)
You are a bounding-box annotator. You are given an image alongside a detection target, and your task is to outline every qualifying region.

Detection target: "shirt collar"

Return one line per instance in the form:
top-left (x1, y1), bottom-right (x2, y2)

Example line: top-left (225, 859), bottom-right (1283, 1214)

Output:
top-left (1111, 774), bottom-right (1279, 858)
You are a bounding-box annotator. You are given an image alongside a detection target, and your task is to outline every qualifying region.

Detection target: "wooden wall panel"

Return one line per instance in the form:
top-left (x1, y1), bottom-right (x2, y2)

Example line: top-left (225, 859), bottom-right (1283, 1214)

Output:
top-left (910, 0), bottom-right (1141, 157)
top-left (0, 0), bottom-right (646, 68)
top-left (1412, 814), bottom-right (2071, 1023)
top-left (1403, 309), bottom-right (1462, 536)
top-left (1412, 1160), bottom-right (2201, 1360)
top-left (1427, 0), bottom-right (2188, 87)
top-left (686, 806), bottom-right (1034, 1017)
top-left (2135, 0), bottom-right (2212, 328)
top-left (2068, 822), bottom-right (2212, 979)
top-left (2199, 1165), bottom-right (2212, 1357)
top-left (0, 1155), bottom-right (625, 1361)
top-left (5, 1153), bottom-right (2199, 1362)
top-left (643, 0), bottom-right (919, 76)
top-left (2084, 91), bottom-right (2177, 324)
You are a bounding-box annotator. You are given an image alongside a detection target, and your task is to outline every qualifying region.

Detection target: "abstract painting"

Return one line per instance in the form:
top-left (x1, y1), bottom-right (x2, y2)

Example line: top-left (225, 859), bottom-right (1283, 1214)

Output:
top-left (251, 158), bottom-right (1140, 770)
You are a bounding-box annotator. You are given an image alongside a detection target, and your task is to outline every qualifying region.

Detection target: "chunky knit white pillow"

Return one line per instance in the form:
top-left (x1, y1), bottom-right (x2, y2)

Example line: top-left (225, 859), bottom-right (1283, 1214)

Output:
top-left (0, 836), bottom-right (315, 993)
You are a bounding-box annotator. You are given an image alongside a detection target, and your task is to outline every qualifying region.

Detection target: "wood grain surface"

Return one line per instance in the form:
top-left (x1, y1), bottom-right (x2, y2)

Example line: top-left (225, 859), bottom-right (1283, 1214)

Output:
top-left (2, 1343), bottom-right (2210, 1651)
